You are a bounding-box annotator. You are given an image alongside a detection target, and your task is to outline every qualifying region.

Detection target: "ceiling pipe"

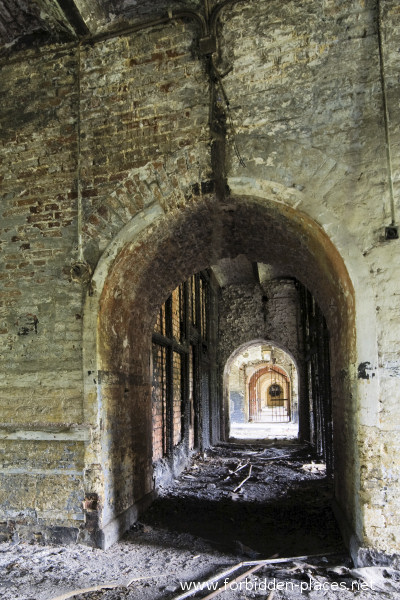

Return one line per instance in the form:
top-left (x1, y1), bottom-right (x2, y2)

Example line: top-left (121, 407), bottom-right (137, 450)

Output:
top-left (210, 0), bottom-right (249, 37)
top-left (84, 10), bottom-right (207, 46)
top-left (0, 0), bottom-right (252, 65)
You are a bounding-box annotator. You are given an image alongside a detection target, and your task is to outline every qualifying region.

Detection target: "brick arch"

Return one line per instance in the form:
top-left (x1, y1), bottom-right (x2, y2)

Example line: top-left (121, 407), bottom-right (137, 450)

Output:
top-left (248, 365), bottom-right (291, 420)
top-left (82, 191), bottom-right (374, 553)
top-left (223, 340), bottom-right (299, 432)
top-left (81, 155), bottom-right (205, 256)
top-left (223, 339), bottom-right (299, 380)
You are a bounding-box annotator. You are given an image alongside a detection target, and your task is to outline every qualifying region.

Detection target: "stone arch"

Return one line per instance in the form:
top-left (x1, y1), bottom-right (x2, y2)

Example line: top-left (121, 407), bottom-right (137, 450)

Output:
top-left (82, 188), bottom-right (377, 553)
top-left (228, 177), bottom-right (379, 399)
top-left (223, 339), bottom-right (300, 380)
top-left (81, 154), bottom-right (204, 262)
top-left (222, 338), bottom-right (300, 432)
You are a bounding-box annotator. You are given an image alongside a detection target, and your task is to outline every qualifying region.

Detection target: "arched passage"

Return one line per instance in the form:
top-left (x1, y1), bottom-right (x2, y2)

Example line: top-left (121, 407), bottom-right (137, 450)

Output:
top-left (249, 366), bottom-right (291, 420)
top-left (223, 340), bottom-right (299, 441)
top-left (83, 192), bottom-right (373, 554)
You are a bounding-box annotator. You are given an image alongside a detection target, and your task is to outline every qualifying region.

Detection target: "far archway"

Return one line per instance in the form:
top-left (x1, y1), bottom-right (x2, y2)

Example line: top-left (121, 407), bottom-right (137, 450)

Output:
top-left (226, 342), bottom-right (299, 441)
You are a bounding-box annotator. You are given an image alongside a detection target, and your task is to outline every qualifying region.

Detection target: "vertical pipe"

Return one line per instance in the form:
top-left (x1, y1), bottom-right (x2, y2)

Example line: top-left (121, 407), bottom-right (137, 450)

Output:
top-left (377, 0), bottom-right (396, 226)
top-left (76, 44), bottom-right (84, 261)
top-left (204, 0), bottom-right (210, 21)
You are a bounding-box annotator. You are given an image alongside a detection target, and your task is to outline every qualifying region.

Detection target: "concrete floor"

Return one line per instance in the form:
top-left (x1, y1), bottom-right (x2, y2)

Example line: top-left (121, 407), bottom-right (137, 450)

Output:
top-left (230, 415), bottom-right (298, 440)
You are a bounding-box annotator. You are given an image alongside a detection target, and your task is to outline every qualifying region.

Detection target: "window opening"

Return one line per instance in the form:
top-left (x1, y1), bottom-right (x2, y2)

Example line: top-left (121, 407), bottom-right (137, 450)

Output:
top-left (152, 272), bottom-right (214, 460)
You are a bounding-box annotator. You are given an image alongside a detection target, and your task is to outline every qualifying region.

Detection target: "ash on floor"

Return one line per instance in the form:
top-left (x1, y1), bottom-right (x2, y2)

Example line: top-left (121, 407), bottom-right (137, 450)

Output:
top-left (144, 442), bottom-right (343, 559)
top-left (1, 442), bottom-right (398, 600)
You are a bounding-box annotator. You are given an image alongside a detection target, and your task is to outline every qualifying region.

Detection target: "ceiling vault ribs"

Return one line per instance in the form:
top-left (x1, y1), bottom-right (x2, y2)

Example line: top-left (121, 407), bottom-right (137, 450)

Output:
top-left (56, 0), bottom-right (91, 37)
top-left (0, 0), bottom-right (252, 53)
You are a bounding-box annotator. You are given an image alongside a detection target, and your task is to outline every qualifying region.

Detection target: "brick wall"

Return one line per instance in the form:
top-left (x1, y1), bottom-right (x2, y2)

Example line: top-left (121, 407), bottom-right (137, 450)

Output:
top-left (219, 279), bottom-right (302, 370)
top-left (152, 343), bottom-right (166, 462)
top-left (0, 47), bottom-right (85, 543)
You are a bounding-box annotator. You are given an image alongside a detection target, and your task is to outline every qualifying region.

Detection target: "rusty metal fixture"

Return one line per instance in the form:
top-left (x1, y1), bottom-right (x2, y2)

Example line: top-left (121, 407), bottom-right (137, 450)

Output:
top-left (70, 259), bottom-right (93, 284)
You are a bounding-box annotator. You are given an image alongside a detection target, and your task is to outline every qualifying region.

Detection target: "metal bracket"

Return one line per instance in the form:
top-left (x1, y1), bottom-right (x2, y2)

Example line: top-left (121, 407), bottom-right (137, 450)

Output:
top-left (385, 225), bottom-right (399, 240)
top-left (199, 35), bottom-right (217, 55)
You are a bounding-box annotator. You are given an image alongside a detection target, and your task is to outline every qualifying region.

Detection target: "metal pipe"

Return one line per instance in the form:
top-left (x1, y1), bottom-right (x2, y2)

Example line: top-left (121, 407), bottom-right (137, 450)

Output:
top-left (377, 0), bottom-right (397, 226)
top-left (0, 8), bottom-right (207, 65)
top-left (76, 43), bottom-right (83, 262)
top-left (210, 0), bottom-right (250, 36)
top-left (83, 10), bottom-right (207, 46)
top-left (204, 0), bottom-right (211, 21)
top-left (1, 0), bottom-right (254, 65)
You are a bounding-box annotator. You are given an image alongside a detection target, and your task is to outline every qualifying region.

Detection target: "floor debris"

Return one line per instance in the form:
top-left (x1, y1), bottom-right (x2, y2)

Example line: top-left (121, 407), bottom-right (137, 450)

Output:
top-left (350, 567), bottom-right (400, 593)
top-left (232, 464), bottom-right (252, 493)
top-left (1, 442), bottom-right (398, 599)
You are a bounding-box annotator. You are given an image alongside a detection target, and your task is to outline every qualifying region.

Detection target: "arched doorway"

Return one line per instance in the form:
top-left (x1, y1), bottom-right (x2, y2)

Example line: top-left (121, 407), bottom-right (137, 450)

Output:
top-left (225, 341), bottom-right (299, 441)
top-left (83, 192), bottom-right (375, 557)
top-left (250, 366), bottom-right (291, 421)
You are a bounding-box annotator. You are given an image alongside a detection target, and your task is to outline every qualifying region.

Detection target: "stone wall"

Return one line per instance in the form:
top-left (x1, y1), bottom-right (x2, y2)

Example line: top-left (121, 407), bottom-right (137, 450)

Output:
top-left (221, 0), bottom-right (399, 560)
top-left (0, 47), bottom-right (86, 544)
top-left (219, 280), bottom-right (302, 436)
top-left (219, 279), bottom-right (302, 373)
top-left (0, 19), bottom-right (210, 545)
top-left (218, 284), bottom-right (265, 368)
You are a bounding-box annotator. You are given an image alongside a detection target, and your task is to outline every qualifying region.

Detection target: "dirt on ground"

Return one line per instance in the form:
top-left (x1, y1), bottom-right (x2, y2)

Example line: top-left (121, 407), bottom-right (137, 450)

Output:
top-left (1, 442), bottom-right (399, 600)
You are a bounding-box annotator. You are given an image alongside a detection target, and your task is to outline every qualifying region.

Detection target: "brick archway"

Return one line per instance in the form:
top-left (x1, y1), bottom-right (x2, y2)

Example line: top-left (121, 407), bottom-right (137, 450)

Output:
top-left (83, 192), bottom-right (373, 557)
top-left (248, 365), bottom-right (291, 420)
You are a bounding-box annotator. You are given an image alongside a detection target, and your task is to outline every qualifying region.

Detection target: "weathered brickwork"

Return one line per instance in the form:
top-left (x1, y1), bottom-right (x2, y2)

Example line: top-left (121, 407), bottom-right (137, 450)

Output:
top-left (78, 22), bottom-right (211, 261)
top-left (152, 343), bottom-right (166, 462)
top-left (219, 284), bottom-right (265, 368)
top-left (222, 0), bottom-right (389, 246)
top-left (219, 279), bottom-right (301, 370)
top-left (219, 280), bottom-right (304, 444)
top-left (0, 0), bottom-right (399, 562)
top-left (0, 48), bottom-right (83, 419)
top-left (0, 44), bottom-right (86, 541)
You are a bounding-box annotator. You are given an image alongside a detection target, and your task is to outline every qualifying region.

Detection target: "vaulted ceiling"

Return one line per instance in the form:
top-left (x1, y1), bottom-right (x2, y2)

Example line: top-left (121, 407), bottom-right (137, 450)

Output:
top-left (0, 0), bottom-right (205, 52)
